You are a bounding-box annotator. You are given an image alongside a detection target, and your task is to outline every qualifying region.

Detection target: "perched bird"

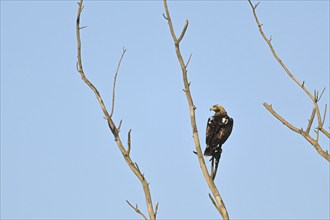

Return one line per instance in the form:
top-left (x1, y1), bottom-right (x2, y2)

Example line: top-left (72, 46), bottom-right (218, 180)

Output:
top-left (205, 104), bottom-right (233, 180)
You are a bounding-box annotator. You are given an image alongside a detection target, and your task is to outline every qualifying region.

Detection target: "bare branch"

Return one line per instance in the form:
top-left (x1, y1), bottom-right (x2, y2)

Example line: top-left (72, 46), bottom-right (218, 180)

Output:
top-left (185, 53), bottom-right (192, 69)
top-left (321, 105), bottom-right (329, 135)
top-left (264, 103), bottom-right (330, 162)
top-left (118, 119), bottom-right (123, 132)
top-left (127, 129), bottom-right (132, 156)
top-left (249, 0), bottom-right (329, 162)
top-left (263, 103), bottom-right (301, 134)
top-left (177, 19), bottom-right (189, 44)
top-left (306, 108), bottom-right (316, 134)
top-left (76, 1), bottom-right (157, 219)
top-left (110, 48), bottom-right (127, 118)
top-left (317, 88), bottom-right (326, 102)
top-left (76, 0), bottom-right (117, 134)
top-left (254, 2), bottom-right (260, 9)
top-left (126, 200), bottom-right (148, 220)
top-left (209, 193), bottom-right (222, 214)
top-left (154, 202), bottom-right (159, 217)
top-left (135, 162), bottom-right (140, 172)
top-left (162, 13), bottom-right (168, 20)
top-left (163, 0), bottom-right (229, 219)
top-left (248, 0), bottom-right (315, 101)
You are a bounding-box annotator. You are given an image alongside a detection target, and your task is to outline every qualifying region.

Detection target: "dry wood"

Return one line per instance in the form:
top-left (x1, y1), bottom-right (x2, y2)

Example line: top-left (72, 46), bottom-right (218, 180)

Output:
top-left (163, 1), bottom-right (229, 219)
top-left (76, 1), bottom-right (158, 218)
top-left (248, 0), bottom-right (329, 162)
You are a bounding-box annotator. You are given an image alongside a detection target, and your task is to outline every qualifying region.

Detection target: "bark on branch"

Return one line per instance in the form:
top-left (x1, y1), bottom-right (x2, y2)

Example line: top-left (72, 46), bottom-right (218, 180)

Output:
top-left (76, 1), bottom-right (158, 219)
top-left (248, 0), bottom-right (330, 162)
top-left (163, 1), bottom-right (229, 219)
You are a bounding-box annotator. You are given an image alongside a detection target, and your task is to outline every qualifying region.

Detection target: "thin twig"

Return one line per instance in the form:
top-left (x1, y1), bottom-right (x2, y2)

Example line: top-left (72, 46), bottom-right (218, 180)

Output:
top-left (249, 0), bottom-right (329, 162)
top-left (317, 88), bottom-right (326, 102)
top-left (319, 105), bottom-right (329, 139)
top-left (209, 193), bottom-right (222, 213)
top-left (163, 1), bottom-right (229, 219)
top-left (162, 13), bottom-right (168, 20)
top-left (177, 20), bottom-right (189, 44)
top-left (127, 129), bottom-right (132, 156)
top-left (76, 1), bottom-right (157, 219)
top-left (126, 200), bottom-right (148, 220)
top-left (263, 103), bottom-right (301, 134)
top-left (155, 202), bottom-right (159, 217)
top-left (118, 119), bottom-right (123, 132)
top-left (264, 103), bottom-right (330, 162)
top-left (306, 108), bottom-right (316, 134)
top-left (248, 0), bottom-right (319, 103)
top-left (110, 48), bottom-right (127, 118)
top-left (185, 53), bottom-right (192, 68)
top-left (322, 104), bottom-right (327, 127)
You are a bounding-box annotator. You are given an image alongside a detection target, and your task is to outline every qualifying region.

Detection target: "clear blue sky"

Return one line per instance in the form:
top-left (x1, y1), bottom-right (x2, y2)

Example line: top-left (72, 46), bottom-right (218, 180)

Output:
top-left (1, 1), bottom-right (329, 219)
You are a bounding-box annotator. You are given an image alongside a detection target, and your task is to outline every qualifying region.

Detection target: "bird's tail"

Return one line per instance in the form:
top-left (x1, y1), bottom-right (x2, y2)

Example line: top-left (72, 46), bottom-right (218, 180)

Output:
top-left (204, 145), bottom-right (222, 180)
top-left (209, 146), bottom-right (222, 180)
top-left (204, 145), bottom-right (214, 156)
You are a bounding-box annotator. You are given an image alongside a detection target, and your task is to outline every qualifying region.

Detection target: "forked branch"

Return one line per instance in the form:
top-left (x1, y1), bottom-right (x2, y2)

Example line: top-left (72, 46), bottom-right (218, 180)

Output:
top-left (76, 1), bottom-right (158, 219)
top-left (126, 200), bottom-right (148, 220)
top-left (163, 0), bottom-right (229, 219)
top-left (248, 0), bottom-right (330, 162)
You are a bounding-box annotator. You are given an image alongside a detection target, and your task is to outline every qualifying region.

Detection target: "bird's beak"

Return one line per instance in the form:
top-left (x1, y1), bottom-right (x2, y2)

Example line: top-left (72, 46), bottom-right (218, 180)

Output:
top-left (210, 106), bottom-right (215, 111)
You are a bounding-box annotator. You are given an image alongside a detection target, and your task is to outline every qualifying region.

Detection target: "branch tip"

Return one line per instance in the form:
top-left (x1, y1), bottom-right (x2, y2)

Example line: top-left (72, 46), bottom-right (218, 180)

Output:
top-left (135, 162), bottom-right (140, 171)
top-left (127, 129), bottom-right (132, 156)
top-left (306, 108), bottom-right (316, 134)
top-left (177, 19), bottom-right (189, 43)
top-left (318, 87), bottom-right (326, 101)
top-left (126, 200), bottom-right (148, 220)
top-left (162, 13), bottom-right (168, 20)
top-left (110, 48), bottom-right (127, 118)
top-left (185, 53), bottom-right (192, 68)
top-left (118, 119), bottom-right (123, 131)
top-left (154, 202), bottom-right (159, 218)
top-left (322, 104), bottom-right (327, 126)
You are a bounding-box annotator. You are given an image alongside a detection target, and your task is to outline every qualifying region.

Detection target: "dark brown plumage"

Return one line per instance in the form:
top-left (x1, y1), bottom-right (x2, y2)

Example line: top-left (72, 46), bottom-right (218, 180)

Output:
top-left (205, 104), bottom-right (233, 180)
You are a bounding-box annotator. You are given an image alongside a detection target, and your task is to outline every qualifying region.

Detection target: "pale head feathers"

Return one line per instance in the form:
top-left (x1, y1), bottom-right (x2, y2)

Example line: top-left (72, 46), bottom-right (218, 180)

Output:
top-left (210, 104), bottom-right (227, 114)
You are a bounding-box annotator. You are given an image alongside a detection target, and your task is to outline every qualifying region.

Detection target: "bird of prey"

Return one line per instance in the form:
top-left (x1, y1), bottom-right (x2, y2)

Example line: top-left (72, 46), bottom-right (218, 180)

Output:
top-left (205, 104), bottom-right (233, 180)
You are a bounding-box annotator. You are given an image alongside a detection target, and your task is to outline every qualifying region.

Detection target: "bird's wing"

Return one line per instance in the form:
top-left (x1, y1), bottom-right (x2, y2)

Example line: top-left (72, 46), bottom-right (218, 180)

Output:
top-left (206, 116), bottom-right (223, 146)
top-left (214, 116), bottom-right (233, 146)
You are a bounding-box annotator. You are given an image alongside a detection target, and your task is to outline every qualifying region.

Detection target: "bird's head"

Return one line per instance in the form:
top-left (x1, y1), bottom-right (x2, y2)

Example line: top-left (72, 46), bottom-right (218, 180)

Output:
top-left (210, 104), bottom-right (227, 114)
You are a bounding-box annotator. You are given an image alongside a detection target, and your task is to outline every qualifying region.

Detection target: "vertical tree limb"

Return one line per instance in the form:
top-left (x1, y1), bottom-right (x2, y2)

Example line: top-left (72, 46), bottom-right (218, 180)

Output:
top-left (76, 1), bottom-right (158, 219)
top-left (248, 0), bottom-right (329, 162)
top-left (163, 1), bottom-right (229, 219)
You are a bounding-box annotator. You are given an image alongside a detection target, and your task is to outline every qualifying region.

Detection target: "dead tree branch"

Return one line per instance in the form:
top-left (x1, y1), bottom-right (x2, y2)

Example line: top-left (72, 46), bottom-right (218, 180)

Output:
top-left (76, 1), bottom-right (158, 219)
top-left (248, 0), bottom-right (330, 162)
top-left (110, 47), bottom-right (126, 118)
top-left (163, 1), bottom-right (229, 219)
top-left (126, 200), bottom-right (148, 220)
